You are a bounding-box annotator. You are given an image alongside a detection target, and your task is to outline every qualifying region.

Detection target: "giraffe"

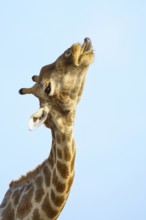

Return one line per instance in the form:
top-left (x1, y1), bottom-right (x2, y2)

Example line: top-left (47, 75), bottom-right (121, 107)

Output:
top-left (0, 37), bottom-right (94, 220)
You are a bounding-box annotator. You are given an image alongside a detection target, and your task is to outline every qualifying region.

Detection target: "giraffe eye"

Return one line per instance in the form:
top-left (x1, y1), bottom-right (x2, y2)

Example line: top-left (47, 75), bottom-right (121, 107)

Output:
top-left (44, 82), bottom-right (51, 95)
top-left (65, 48), bottom-right (72, 58)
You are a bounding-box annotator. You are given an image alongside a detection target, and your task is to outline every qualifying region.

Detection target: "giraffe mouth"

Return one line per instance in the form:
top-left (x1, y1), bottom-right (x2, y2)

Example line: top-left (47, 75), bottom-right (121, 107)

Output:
top-left (82, 38), bottom-right (93, 52)
top-left (72, 38), bottom-right (93, 66)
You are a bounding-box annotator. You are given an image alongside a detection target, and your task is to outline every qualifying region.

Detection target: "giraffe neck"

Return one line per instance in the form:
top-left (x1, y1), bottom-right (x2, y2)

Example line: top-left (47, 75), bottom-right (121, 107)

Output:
top-left (0, 114), bottom-right (76, 220)
top-left (40, 119), bottom-right (76, 219)
top-left (27, 116), bottom-right (76, 219)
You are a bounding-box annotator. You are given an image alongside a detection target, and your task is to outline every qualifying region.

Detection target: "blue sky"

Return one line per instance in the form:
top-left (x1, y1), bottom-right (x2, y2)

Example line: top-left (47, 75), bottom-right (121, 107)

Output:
top-left (0, 0), bottom-right (146, 219)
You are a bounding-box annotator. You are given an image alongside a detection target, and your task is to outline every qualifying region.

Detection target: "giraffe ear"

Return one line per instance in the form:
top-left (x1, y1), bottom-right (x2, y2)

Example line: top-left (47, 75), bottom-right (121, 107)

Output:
top-left (28, 107), bottom-right (50, 131)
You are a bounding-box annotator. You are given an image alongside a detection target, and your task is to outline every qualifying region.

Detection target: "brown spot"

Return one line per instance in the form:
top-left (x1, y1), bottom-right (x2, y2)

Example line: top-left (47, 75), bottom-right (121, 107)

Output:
top-left (51, 189), bottom-right (64, 207)
top-left (56, 181), bottom-right (66, 193)
top-left (43, 166), bottom-right (51, 187)
top-left (0, 189), bottom-right (13, 208)
top-left (2, 202), bottom-right (14, 220)
top-left (17, 187), bottom-right (33, 218)
top-left (64, 146), bottom-right (71, 161)
top-left (56, 161), bottom-right (69, 179)
top-left (71, 153), bottom-right (76, 172)
top-left (12, 185), bottom-right (26, 206)
top-left (13, 190), bottom-right (21, 206)
top-left (35, 176), bottom-right (45, 202)
top-left (57, 148), bottom-right (62, 159)
top-left (32, 209), bottom-right (42, 220)
top-left (42, 194), bottom-right (58, 218)
top-left (67, 175), bottom-right (74, 193)
top-left (52, 169), bottom-right (66, 193)
top-left (35, 176), bottom-right (43, 188)
top-left (48, 157), bottom-right (54, 169)
top-left (35, 187), bottom-right (45, 203)
top-left (62, 133), bottom-right (66, 142)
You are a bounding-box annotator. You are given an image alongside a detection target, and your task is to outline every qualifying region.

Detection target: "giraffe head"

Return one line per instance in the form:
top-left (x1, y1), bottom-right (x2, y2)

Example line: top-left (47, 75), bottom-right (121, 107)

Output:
top-left (19, 38), bottom-right (94, 130)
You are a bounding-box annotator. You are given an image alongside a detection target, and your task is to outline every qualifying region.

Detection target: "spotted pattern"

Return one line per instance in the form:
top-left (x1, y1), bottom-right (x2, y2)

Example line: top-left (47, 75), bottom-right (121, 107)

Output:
top-left (16, 187), bottom-right (33, 218)
top-left (32, 209), bottom-right (42, 220)
top-left (57, 148), bottom-right (62, 159)
top-left (56, 161), bottom-right (69, 179)
top-left (2, 203), bottom-right (14, 220)
top-left (13, 190), bottom-right (21, 206)
top-left (0, 190), bottom-right (13, 208)
top-left (51, 189), bottom-right (64, 207)
top-left (35, 188), bottom-right (45, 203)
top-left (43, 166), bottom-right (51, 187)
top-left (42, 194), bottom-right (58, 219)
top-left (64, 146), bottom-right (71, 161)
top-left (67, 175), bottom-right (74, 193)
top-left (52, 168), bottom-right (66, 193)
top-left (35, 176), bottom-right (43, 187)
top-left (71, 153), bottom-right (76, 172)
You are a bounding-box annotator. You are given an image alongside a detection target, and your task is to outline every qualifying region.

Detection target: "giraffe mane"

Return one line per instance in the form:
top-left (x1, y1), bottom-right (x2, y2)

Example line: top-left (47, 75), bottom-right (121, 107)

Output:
top-left (9, 160), bottom-right (47, 188)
